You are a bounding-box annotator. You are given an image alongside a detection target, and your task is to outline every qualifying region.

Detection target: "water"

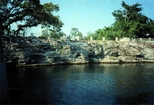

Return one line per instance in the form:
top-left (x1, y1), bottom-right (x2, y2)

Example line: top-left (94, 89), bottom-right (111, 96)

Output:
top-left (6, 64), bottom-right (154, 104)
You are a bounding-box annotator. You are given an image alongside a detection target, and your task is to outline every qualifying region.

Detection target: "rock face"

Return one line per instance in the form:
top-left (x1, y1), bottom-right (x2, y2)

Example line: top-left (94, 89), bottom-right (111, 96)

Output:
top-left (2, 36), bottom-right (154, 66)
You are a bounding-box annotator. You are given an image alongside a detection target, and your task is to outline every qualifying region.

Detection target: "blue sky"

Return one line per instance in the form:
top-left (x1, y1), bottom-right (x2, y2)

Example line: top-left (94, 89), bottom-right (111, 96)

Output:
top-left (13, 0), bottom-right (154, 36)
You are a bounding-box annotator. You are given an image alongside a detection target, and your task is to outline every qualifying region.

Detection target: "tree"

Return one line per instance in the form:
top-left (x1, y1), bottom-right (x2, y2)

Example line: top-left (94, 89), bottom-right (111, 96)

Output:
top-left (86, 27), bottom-right (116, 40)
top-left (0, 0), bottom-right (63, 37)
top-left (102, 26), bottom-right (116, 40)
top-left (41, 14), bottom-right (64, 39)
top-left (112, 1), bottom-right (154, 38)
top-left (86, 31), bottom-right (96, 40)
top-left (41, 28), bottom-right (65, 39)
top-left (40, 2), bottom-right (64, 39)
top-left (69, 27), bottom-right (83, 40)
top-left (85, 1), bottom-right (154, 40)
top-left (0, 1), bottom-right (63, 103)
top-left (148, 19), bottom-right (154, 37)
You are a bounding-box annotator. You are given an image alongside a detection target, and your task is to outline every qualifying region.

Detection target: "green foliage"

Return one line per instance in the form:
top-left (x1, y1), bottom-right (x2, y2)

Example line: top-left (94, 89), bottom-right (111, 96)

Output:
top-left (40, 2), bottom-right (64, 39)
top-left (102, 26), bottom-right (116, 40)
top-left (69, 27), bottom-right (83, 39)
top-left (41, 30), bottom-right (48, 38)
top-left (112, 1), bottom-right (154, 38)
top-left (41, 28), bottom-right (65, 39)
top-left (0, 0), bottom-right (63, 37)
top-left (87, 27), bottom-right (116, 40)
top-left (86, 31), bottom-right (97, 40)
top-left (86, 1), bottom-right (154, 39)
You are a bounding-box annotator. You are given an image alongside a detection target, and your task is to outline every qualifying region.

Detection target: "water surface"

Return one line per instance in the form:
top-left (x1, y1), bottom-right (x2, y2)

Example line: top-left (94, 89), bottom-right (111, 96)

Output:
top-left (7, 64), bottom-right (154, 104)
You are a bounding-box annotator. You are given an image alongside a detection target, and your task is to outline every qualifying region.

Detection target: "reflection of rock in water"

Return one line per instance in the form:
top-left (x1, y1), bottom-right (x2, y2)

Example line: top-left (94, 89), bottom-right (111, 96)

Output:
top-left (9, 84), bottom-right (20, 104)
top-left (117, 92), bottom-right (153, 104)
top-left (6, 64), bottom-right (154, 104)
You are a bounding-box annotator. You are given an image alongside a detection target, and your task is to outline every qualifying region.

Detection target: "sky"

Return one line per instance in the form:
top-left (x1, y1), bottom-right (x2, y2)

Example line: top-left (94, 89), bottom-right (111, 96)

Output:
top-left (12, 0), bottom-right (154, 36)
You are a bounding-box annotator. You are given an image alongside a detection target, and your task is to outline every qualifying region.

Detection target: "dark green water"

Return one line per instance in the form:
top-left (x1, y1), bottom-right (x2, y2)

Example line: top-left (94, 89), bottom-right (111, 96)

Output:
top-left (6, 64), bottom-right (154, 104)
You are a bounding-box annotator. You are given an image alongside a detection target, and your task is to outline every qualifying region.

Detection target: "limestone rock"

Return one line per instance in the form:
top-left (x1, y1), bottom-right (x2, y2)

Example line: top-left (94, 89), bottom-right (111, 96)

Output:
top-left (2, 37), bottom-right (154, 65)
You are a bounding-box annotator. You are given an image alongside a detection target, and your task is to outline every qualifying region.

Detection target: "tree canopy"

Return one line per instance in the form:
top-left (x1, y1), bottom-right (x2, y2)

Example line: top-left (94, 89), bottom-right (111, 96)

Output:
top-left (112, 1), bottom-right (154, 38)
top-left (69, 27), bottom-right (83, 40)
top-left (1, 0), bottom-right (154, 39)
top-left (87, 1), bottom-right (154, 40)
top-left (0, 0), bottom-right (63, 37)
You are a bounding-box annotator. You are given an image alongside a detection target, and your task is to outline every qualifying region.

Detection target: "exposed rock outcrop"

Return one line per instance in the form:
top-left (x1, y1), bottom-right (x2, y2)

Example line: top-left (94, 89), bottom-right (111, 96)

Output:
top-left (2, 36), bottom-right (154, 66)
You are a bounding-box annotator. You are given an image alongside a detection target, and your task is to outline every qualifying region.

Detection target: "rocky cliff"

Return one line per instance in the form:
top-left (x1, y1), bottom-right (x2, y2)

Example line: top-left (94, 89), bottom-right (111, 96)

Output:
top-left (2, 36), bottom-right (154, 66)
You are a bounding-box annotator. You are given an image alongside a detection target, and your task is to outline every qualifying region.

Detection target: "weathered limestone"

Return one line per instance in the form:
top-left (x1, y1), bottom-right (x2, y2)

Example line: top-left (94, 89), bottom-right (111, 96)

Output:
top-left (2, 36), bottom-right (154, 66)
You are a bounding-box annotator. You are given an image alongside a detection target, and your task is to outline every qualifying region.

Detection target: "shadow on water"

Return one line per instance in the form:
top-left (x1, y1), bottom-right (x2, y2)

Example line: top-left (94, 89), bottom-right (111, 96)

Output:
top-left (6, 63), bottom-right (154, 104)
top-left (116, 92), bottom-right (154, 104)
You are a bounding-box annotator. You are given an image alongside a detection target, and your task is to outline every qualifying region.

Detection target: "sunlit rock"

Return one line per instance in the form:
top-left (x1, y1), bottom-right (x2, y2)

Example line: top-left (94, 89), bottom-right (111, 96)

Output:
top-left (2, 36), bottom-right (154, 65)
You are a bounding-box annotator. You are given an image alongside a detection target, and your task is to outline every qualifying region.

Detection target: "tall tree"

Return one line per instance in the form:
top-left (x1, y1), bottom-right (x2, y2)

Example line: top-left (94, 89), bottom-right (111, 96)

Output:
top-left (41, 14), bottom-right (64, 39)
top-left (0, 0), bottom-right (63, 103)
top-left (41, 28), bottom-right (65, 39)
top-left (112, 1), bottom-right (154, 38)
top-left (0, 0), bottom-right (62, 37)
top-left (69, 27), bottom-right (83, 40)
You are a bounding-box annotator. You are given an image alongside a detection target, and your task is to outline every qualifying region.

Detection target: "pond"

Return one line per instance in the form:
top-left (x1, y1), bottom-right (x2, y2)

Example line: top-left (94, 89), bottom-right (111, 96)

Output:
top-left (6, 63), bottom-right (154, 104)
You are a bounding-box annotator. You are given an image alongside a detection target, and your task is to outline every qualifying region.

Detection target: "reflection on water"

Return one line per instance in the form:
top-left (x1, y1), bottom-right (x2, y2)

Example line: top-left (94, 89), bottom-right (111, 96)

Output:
top-left (6, 64), bottom-right (154, 104)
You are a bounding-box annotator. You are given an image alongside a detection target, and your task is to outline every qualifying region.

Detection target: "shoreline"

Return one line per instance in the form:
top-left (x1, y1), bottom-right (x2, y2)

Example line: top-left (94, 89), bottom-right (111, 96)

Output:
top-left (5, 59), bottom-right (154, 67)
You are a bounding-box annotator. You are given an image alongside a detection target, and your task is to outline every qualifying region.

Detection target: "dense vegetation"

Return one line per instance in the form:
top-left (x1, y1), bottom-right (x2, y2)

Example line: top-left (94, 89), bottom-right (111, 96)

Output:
top-left (68, 27), bottom-right (83, 40)
top-left (0, 0), bottom-right (154, 39)
top-left (86, 1), bottom-right (154, 40)
top-left (0, 0), bottom-right (63, 37)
